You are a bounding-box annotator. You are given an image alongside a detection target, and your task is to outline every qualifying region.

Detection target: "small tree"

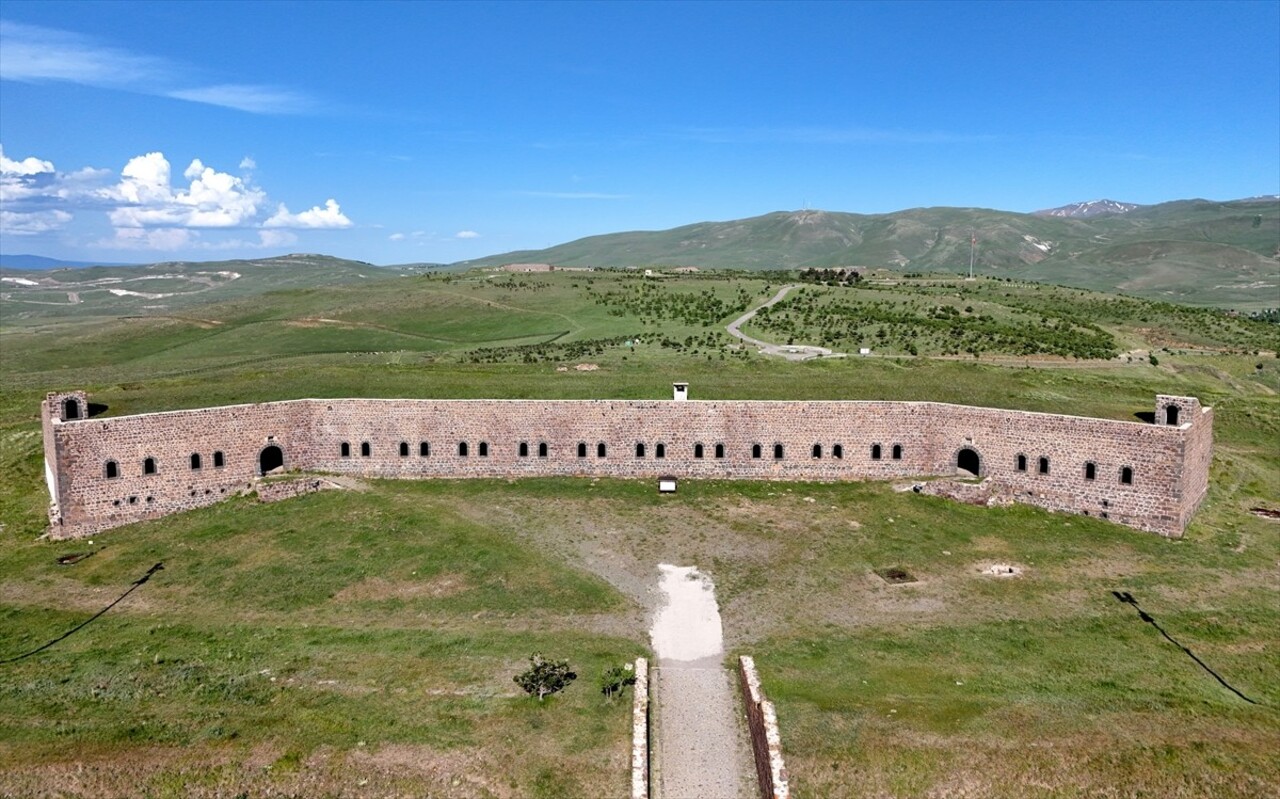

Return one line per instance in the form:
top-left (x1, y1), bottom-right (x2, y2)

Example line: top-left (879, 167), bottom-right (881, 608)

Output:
top-left (514, 653), bottom-right (577, 701)
top-left (599, 663), bottom-right (636, 703)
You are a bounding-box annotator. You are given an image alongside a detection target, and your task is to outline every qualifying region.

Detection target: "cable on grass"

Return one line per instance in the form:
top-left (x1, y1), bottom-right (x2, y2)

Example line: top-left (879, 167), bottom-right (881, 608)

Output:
top-left (0, 563), bottom-right (163, 665)
top-left (1112, 590), bottom-right (1262, 706)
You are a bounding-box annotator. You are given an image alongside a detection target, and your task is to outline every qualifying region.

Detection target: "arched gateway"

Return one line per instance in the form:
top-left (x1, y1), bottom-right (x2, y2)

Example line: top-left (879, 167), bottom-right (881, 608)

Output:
top-left (956, 447), bottom-right (981, 476)
top-left (258, 445), bottom-right (284, 475)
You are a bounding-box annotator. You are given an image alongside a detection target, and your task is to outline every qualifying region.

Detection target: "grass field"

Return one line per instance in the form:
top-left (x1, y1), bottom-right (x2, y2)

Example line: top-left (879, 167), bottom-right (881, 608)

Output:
top-left (1, 268), bottom-right (1277, 797)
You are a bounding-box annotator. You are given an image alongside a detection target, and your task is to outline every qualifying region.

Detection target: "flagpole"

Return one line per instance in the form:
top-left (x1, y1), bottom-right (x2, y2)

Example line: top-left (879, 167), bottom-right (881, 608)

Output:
top-left (969, 230), bottom-right (975, 279)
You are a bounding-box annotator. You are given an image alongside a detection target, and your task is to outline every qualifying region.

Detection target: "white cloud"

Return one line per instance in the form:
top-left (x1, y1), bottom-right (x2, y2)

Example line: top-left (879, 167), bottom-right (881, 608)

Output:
top-left (167, 85), bottom-right (315, 115)
top-left (389, 232), bottom-right (406, 241)
top-left (99, 226), bottom-right (197, 250)
top-left (258, 229), bottom-right (297, 247)
top-left (0, 145), bottom-right (113, 233)
top-left (264, 198), bottom-right (352, 229)
top-left (239, 156), bottom-right (257, 171)
top-left (0, 208), bottom-right (72, 235)
top-left (103, 152), bottom-right (266, 228)
top-left (0, 20), bottom-right (165, 86)
top-left (2, 145), bottom-right (352, 250)
top-left (0, 21), bottom-right (317, 115)
top-left (455, 230), bottom-right (480, 239)
top-left (0, 144), bottom-right (54, 176)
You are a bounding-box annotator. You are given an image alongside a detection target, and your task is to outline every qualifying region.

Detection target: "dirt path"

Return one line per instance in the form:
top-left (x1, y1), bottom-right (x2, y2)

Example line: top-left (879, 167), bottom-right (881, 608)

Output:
top-left (726, 284), bottom-right (845, 361)
top-left (649, 565), bottom-right (753, 799)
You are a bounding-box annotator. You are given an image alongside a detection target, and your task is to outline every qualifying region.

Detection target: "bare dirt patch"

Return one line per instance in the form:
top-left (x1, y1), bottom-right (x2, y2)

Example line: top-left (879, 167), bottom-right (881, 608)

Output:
top-left (875, 566), bottom-right (918, 584)
top-left (333, 573), bottom-right (469, 602)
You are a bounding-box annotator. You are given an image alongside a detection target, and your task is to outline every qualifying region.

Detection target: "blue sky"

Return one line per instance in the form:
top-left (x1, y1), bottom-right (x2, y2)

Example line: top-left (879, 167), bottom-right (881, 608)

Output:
top-left (1, 0), bottom-right (1277, 265)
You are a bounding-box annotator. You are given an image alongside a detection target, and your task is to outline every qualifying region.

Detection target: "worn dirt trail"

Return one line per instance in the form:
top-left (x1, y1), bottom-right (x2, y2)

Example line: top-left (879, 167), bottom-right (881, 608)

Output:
top-left (649, 565), bottom-right (753, 799)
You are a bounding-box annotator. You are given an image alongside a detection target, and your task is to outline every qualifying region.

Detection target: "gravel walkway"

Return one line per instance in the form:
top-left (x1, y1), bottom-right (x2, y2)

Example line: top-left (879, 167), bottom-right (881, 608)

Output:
top-left (649, 565), bottom-right (753, 799)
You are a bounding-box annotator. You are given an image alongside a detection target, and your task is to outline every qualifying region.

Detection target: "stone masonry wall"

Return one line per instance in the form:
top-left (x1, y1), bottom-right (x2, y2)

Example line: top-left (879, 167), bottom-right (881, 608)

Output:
top-left (41, 392), bottom-right (1211, 539)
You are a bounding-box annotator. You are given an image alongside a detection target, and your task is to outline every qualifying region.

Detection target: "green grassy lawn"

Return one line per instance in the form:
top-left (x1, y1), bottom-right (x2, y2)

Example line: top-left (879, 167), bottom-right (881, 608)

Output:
top-left (1, 268), bottom-right (1277, 796)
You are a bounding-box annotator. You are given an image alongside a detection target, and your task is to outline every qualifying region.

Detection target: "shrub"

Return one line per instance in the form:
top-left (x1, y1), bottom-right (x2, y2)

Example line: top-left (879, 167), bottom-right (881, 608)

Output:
top-left (514, 653), bottom-right (577, 701)
top-left (599, 663), bottom-right (636, 702)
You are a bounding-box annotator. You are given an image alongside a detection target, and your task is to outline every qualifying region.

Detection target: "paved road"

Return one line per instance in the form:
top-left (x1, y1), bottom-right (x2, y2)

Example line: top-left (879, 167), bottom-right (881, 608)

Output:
top-left (652, 656), bottom-right (754, 799)
top-left (726, 284), bottom-right (846, 361)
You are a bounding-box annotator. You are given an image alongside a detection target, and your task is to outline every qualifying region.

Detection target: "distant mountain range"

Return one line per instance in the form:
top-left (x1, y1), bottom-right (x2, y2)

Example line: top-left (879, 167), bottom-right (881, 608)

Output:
top-left (4, 196), bottom-right (1277, 309)
top-left (0, 254), bottom-right (141, 270)
top-left (1033, 199), bottom-right (1143, 218)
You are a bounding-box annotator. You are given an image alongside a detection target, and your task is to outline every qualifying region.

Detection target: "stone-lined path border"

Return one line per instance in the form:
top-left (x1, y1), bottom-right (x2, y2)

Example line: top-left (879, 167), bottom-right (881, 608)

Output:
top-left (738, 656), bottom-right (790, 799)
top-left (631, 657), bottom-right (649, 799)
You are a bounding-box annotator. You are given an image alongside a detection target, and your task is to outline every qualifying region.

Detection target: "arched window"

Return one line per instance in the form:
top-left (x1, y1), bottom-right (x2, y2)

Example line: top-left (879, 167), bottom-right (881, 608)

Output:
top-left (478, 442), bottom-right (489, 457)
top-left (538, 442), bottom-right (548, 457)
top-left (190, 453), bottom-right (202, 470)
top-left (361, 442), bottom-right (371, 457)
top-left (812, 444), bottom-right (822, 459)
top-left (715, 443), bottom-right (725, 459)
top-left (892, 444), bottom-right (903, 460)
top-left (597, 442), bottom-right (607, 458)
top-left (105, 460), bottom-right (119, 479)
top-left (1084, 462), bottom-right (1096, 480)
top-left (1015, 454), bottom-right (1027, 472)
top-left (578, 442), bottom-right (587, 458)
top-left (143, 457), bottom-right (157, 475)
top-left (752, 444), bottom-right (762, 459)
top-left (519, 442), bottom-right (529, 457)
top-left (1038, 456), bottom-right (1050, 475)
top-left (1120, 466), bottom-right (1133, 485)
top-left (1166, 405), bottom-right (1179, 426)
top-left (635, 442), bottom-right (646, 458)
top-left (871, 444), bottom-right (882, 460)
top-left (774, 443), bottom-right (784, 460)
top-left (213, 451), bottom-right (225, 468)
top-left (420, 442), bottom-right (430, 457)
top-left (63, 398), bottom-right (80, 420)
top-left (399, 442), bottom-right (409, 457)
top-left (459, 442), bottom-right (469, 457)
top-left (833, 444), bottom-right (843, 459)
top-left (341, 442), bottom-right (351, 458)
top-left (655, 443), bottom-right (666, 459)
top-left (694, 443), bottom-right (705, 459)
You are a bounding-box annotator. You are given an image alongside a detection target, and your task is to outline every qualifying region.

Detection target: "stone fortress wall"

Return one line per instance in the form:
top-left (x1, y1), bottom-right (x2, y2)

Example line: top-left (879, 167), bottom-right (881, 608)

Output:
top-left (40, 386), bottom-right (1212, 540)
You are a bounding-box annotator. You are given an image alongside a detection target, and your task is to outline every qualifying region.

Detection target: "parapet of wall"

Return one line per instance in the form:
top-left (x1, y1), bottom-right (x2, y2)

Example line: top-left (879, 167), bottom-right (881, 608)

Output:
top-left (631, 657), bottom-right (649, 799)
top-left (738, 655), bottom-right (790, 799)
top-left (40, 392), bottom-right (1212, 540)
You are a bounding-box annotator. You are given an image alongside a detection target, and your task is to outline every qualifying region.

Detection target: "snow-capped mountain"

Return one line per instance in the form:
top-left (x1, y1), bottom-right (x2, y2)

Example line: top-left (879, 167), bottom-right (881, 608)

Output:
top-left (1033, 199), bottom-right (1143, 218)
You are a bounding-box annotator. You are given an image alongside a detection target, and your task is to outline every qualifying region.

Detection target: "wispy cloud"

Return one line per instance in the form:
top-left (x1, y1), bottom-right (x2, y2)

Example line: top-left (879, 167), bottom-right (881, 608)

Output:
top-left (673, 126), bottom-right (1000, 145)
top-left (455, 230), bottom-right (480, 239)
top-left (515, 190), bottom-right (630, 200)
top-left (0, 20), bottom-right (318, 115)
top-left (168, 84), bottom-right (315, 115)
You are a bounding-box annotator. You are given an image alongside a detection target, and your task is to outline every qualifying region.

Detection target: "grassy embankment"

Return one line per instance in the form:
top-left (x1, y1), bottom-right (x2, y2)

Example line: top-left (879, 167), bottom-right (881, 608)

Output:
top-left (1, 268), bottom-right (1277, 797)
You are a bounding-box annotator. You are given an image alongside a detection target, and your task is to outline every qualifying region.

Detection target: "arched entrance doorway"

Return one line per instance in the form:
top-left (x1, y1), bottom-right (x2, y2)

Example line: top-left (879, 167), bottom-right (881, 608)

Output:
top-left (956, 447), bottom-right (981, 476)
top-left (259, 445), bottom-right (284, 475)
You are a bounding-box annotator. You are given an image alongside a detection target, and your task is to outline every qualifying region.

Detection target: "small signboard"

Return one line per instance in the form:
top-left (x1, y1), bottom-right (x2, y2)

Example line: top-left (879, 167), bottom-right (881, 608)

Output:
top-left (658, 476), bottom-right (677, 493)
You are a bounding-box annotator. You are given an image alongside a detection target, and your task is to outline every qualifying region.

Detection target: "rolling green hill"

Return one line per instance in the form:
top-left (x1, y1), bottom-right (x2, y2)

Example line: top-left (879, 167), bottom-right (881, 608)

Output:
top-left (0, 254), bottom-right (438, 325)
top-left (455, 198), bottom-right (1280, 309)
